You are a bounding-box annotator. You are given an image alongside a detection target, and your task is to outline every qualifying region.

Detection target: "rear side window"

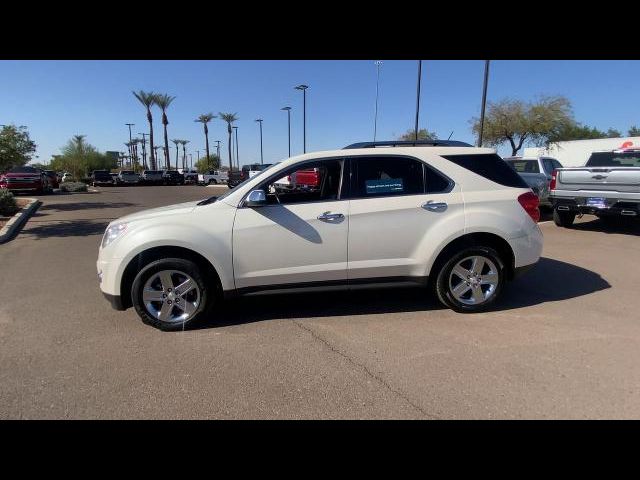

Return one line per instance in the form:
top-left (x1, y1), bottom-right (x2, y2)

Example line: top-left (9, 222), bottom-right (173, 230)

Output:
top-left (353, 156), bottom-right (424, 197)
top-left (586, 152), bottom-right (640, 167)
top-left (443, 154), bottom-right (528, 188)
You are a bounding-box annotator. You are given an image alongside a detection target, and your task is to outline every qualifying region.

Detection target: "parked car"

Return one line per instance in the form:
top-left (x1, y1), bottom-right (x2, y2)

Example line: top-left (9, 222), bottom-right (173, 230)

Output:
top-left (141, 170), bottom-right (164, 185)
top-left (110, 173), bottom-right (118, 183)
top-left (179, 169), bottom-right (199, 184)
top-left (197, 170), bottom-right (228, 185)
top-left (228, 163), bottom-right (273, 188)
top-left (550, 148), bottom-right (640, 227)
top-left (117, 170), bottom-right (141, 185)
top-left (504, 156), bottom-right (563, 209)
top-left (92, 170), bottom-right (115, 187)
top-left (97, 140), bottom-right (543, 331)
top-left (273, 167), bottom-right (321, 192)
top-left (43, 170), bottom-right (60, 189)
top-left (0, 166), bottom-right (52, 194)
top-left (162, 170), bottom-right (184, 185)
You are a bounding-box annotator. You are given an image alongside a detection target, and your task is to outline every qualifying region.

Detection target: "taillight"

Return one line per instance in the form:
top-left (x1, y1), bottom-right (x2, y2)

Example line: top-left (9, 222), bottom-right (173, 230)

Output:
top-left (549, 169), bottom-right (557, 190)
top-left (518, 191), bottom-right (540, 223)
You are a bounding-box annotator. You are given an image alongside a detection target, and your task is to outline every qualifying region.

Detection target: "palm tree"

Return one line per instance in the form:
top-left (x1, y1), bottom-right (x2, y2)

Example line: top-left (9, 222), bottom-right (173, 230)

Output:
top-left (219, 113), bottom-right (238, 172)
top-left (155, 94), bottom-right (176, 170)
top-left (171, 139), bottom-right (181, 170)
top-left (153, 146), bottom-right (161, 168)
top-left (195, 113), bottom-right (216, 166)
top-left (132, 90), bottom-right (157, 169)
top-left (180, 140), bottom-right (190, 170)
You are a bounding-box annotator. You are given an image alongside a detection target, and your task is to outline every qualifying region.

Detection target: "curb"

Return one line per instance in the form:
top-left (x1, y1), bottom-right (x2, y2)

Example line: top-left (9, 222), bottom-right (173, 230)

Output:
top-left (0, 198), bottom-right (41, 244)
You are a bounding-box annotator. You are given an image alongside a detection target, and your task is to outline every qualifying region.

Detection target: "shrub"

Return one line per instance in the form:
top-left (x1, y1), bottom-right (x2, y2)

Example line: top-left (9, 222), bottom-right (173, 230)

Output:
top-left (59, 182), bottom-right (88, 193)
top-left (0, 188), bottom-right (19, 216)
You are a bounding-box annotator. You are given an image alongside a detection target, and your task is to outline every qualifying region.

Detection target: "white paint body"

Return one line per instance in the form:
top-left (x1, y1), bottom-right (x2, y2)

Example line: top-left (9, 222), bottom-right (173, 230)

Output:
top-left (97, 147), bottom-right (543, 298)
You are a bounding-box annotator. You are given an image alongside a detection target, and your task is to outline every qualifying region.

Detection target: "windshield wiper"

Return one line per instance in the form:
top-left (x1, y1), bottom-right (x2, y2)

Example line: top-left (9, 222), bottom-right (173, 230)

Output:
top-left (197, 196), bottom-right (218, 206)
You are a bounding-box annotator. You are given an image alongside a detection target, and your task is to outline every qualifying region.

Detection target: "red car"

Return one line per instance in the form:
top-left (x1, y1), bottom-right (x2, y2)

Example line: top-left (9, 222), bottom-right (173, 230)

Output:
top-left (0, 166), bottom-right (52, 194)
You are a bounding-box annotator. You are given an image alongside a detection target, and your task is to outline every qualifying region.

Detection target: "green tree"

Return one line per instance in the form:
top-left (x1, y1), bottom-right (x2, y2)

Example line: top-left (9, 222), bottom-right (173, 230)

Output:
top-left (132, 90), bottom-right (157, 169)
top-left (195, 154), bottom-right (221, 172)
top-left (0, 125), bottom-right (37, 171)
top-left (180, 140), bottom-right (190, 170)
top-left (548, 124), bottom-right (623, 143)
top-left (219, 112), bottom-right (238, 172)
top-left (155, 93), bottom-right (175, 170)
top-left (470, 95), bottom-right (574, 155)
top-left (52, 135), bottom-right (115, 180)
top-left (397, 128), bottom-right (437, 141)
top-left (195, 113), bottom-right (216, 162)
top-left (628, 126), bottom-right (640, 137)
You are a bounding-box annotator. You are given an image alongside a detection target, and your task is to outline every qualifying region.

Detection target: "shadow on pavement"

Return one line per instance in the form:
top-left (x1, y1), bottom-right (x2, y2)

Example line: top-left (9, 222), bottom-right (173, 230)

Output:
top-left (569, 217), bottom-right (640, 237)
top-left (21, 219), bottom-right (110, 239)
top-left (40, 202), bottom-right (136, 211)
top-left (193, 257), bottom-right (610, 329)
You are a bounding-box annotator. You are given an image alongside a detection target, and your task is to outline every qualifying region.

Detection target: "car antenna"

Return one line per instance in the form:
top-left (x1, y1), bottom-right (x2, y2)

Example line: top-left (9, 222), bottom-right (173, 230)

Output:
top-left (447, 131), bottom-right (454, 140)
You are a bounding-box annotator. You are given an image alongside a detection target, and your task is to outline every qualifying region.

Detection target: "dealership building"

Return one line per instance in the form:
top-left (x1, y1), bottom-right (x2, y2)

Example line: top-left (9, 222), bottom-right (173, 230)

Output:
top-left (524, 136), bottom-right (640, 167)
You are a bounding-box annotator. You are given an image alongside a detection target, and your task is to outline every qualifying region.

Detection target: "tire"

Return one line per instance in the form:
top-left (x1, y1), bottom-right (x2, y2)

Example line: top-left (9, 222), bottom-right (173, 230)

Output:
top-left (553, 208), bottom-right (576, 227)
top-left (131, 257), bottom-right (217, 331)
top-left (434, 246), bottom-right (505, 313)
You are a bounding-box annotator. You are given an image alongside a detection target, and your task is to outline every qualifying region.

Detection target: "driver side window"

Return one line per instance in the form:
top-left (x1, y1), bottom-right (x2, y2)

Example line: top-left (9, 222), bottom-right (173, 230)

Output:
top-left (258, 159), bottom-right (344, 205)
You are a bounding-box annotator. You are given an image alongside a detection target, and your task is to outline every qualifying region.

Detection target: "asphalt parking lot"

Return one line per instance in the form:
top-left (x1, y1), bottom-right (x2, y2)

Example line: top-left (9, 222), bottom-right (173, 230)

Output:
top-left (1, 185), bottom-right (639, 419)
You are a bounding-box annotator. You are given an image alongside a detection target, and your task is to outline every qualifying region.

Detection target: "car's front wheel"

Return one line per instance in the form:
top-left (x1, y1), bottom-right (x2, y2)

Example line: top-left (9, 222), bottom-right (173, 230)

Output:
top-left (434, 246), bottom-right (505, 313)
top-left (131, 258), bottom-right (216, 331)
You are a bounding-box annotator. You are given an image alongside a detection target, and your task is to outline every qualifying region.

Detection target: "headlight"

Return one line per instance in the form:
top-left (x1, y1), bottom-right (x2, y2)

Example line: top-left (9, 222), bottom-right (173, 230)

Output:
top-left (101, 223), bottom-right (127, 248)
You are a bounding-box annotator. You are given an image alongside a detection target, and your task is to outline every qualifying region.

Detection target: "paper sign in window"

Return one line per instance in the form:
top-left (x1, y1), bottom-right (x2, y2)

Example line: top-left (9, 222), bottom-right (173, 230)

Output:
top-left (365, 178), bottom-right (404, 194)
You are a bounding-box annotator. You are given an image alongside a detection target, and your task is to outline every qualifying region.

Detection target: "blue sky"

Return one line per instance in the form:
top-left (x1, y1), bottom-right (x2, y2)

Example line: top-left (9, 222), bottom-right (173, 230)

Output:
top-left (1, 60), bottom-right (639, 164)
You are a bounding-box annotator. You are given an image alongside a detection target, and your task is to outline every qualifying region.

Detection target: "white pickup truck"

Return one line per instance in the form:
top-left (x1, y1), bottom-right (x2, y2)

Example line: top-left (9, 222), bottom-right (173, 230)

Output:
top-left (197, 170), bottom-right (228, 185)
top-left (550, 148), bottom-right (640, 227)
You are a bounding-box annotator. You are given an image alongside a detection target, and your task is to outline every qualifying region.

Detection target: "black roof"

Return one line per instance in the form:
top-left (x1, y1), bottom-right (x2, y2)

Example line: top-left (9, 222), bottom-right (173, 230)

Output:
top-left (343, 140), bottom-right (473, 149)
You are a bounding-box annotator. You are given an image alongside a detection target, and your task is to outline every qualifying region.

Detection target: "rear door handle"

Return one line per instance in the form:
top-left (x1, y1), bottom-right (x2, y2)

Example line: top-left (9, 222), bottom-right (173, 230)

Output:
top-left (421, 201), bottom-right (447, 212)
top-left (317, 212), bottom-right (344, 221)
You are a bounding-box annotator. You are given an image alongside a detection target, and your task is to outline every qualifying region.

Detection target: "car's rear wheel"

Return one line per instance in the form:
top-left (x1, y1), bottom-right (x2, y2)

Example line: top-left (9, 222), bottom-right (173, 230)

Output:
top-left (434, 246), bottom-right (505, 313)
top-left (553, 209), bottom-right (576, 227)
top-left (131, 258), bottom-right (216, 331)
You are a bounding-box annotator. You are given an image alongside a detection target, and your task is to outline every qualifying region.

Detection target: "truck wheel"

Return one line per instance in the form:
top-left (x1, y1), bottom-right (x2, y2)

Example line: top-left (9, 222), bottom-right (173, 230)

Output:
top-left (434, 246), bottom-right (505, 313)
top-left (131, 258), bottom-right (218, 331)
top-left (553, 209), bottom-right (576, 228)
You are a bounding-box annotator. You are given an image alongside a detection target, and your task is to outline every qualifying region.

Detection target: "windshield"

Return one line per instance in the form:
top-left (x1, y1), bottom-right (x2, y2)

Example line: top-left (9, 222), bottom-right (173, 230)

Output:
top-left (506, 159), bottom-right (540, 173)
top-left (209, 163), bottom-right (281, 204)
top-left (586, 151), bottom-right (640, 168)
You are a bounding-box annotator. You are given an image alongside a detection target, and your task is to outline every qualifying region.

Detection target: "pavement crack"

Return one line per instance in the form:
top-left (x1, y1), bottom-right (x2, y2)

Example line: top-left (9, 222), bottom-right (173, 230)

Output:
top-left (292, 319), bottom-right (438, 419)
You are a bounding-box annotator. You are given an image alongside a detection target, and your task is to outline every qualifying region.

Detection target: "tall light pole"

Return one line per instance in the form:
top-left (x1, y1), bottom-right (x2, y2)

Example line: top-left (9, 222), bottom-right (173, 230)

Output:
top-left (255, 118), bottom-right (264, 164)
top-left (373, 60), bottom-right (383, 142)
top-left (215, 140), bottom-right (221, 160)
top-left (125, 123), bottom-right (134, 162)
top-left (295, 84), bottom-right (309, 153)
top-left (414, 60), bottom-right (422, 142)
top-left (189, 154), bottom-right (193, 169)
top-left (478, 60), bottom-right (491, 147)
top-left (233, 126), bottom-right (239, 169)
top-left (138, 132), bottom-right (148, 169)
top-left (281, 106), bottom-right (291, 158)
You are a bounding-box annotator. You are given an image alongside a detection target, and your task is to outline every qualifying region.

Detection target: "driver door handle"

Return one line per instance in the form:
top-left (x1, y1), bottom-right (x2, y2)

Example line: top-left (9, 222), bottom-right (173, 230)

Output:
top-left (421, 201), bottom-right (447, 212)
top-left (317, 212), bottom-right (344, 221)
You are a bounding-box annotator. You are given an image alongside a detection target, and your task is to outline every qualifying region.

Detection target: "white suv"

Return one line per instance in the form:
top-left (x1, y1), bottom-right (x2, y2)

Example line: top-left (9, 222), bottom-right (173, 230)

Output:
top-left (97, 141), bottom-right (543, 331)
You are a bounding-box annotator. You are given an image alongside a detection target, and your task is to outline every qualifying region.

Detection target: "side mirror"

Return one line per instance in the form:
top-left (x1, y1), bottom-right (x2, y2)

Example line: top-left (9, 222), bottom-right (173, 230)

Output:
top-left (245, 189), bottom-right (267, 207)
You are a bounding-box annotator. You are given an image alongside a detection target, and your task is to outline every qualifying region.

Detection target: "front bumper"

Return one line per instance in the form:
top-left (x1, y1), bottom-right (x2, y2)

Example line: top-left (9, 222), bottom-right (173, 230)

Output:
top-left (102, 291), bottom-right (125, 310)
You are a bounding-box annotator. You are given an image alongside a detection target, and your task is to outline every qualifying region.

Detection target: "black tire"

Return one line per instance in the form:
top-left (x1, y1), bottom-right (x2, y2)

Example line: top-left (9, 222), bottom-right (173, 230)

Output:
top-left (553, 209), bottom-right (576, 227)
top-left (131, 257), bottom-right (218, 331)
top-left (434, 246), bottom-right (505, 313)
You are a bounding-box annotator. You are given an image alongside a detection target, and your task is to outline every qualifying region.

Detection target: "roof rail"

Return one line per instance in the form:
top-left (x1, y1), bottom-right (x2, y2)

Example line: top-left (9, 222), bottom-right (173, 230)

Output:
top-left (343, 140), bottom-right (473, 149)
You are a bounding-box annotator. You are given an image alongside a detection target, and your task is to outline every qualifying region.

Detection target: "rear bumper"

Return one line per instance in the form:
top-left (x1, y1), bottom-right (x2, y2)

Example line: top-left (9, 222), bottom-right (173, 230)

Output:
top-left (551, 197), bottom-right (640, 217)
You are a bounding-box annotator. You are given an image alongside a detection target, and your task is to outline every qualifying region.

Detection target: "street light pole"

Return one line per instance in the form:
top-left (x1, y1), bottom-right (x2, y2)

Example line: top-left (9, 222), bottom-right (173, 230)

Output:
top-left (233, 126), bottom-right (239, 169)
top-left (373, 60), bottom-right (383, 142)
top-left (215, 140), bottom-right (221, 160)
top-left (295, 84), bottom-right (309, 153)
top-left (125, 123), bottom-right (134, 162)
top-left (255, 119), bottom-right (264, 164)
top-left (414, 60), bottom-right (422, 142)
top-left (138, 132), bottom-right (148, 169)
top-left (281, 107), bottom-right (291, 158)
top-left (478, 60), bottom-right (491, 147)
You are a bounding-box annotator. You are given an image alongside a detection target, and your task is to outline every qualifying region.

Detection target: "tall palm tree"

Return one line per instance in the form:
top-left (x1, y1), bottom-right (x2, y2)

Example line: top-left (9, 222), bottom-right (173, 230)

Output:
top-left (153, 146), bottom-right (161, 168)
top-left (155, 94), bottom-right (176, 170)
top-left (219, 113), bottom-right (238, 172)
top-left (132, 90), bottom-right (157, 169)
top-left (195, 113), bottom-right (216, 165)
top-left (180, 140), bottom-right (190, 170)
top-left (171, 139), bottom-right (181, 170)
